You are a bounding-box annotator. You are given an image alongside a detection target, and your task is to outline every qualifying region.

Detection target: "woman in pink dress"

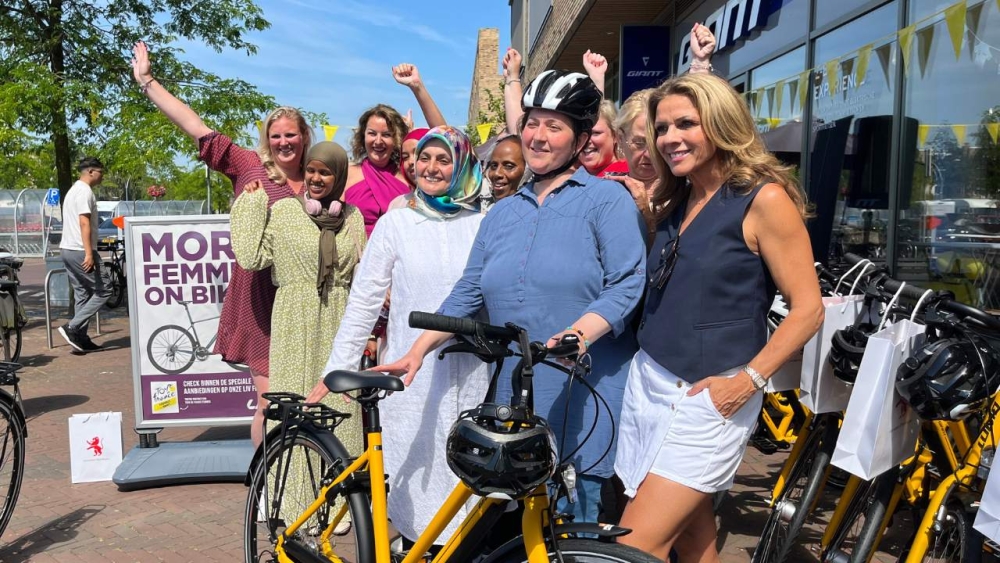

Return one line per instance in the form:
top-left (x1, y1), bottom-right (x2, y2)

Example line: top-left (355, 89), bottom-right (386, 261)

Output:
top-left (132, 41), bottom-right (311, 446)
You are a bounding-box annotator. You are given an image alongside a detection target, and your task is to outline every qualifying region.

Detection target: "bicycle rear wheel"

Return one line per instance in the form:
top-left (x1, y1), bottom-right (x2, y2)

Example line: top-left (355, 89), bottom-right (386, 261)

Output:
top-left (102, 262), bottom-right (124, 309)
top-left (0, 394), bottom-right (25, 539)
top-left (486, 538), bottom-right (662, 562)
top-left (1, 326), bottom-right (20, 363)
top-left (753, 414), bottom-right (837, 563)
top-left (244, 425), bottom-right (373, 563)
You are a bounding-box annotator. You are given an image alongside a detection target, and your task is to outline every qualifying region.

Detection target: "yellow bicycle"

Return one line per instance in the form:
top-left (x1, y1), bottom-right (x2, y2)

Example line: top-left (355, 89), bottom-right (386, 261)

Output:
top-left (244, 312), bottom-right (660, 563)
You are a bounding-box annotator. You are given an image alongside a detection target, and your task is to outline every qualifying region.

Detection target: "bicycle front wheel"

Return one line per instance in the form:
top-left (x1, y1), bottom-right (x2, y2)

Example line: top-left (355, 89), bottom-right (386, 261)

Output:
top-left (147, 325), bottom-right (196, 374)
top-left (821, 469), bottom-right (895, 563)
top-left (1, 326), bottom-right (20, 363)
top-left (487, 538), bottom-right (662, 563)
top-left (0, 395), bottom-right (26, 539)
top-left (103, 262), bottom-right (125, 309)
top-left (245, 426), bottom-right (374, 563)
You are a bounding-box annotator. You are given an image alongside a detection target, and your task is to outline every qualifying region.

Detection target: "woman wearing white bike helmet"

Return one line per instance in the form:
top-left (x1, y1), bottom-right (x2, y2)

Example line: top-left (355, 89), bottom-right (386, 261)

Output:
top-left (382, 69), bottom-right (646, 525)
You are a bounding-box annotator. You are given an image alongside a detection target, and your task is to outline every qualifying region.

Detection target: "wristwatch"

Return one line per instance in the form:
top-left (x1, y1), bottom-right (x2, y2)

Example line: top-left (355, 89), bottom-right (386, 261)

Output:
top-left (744, 364), bottom-right (767, 390)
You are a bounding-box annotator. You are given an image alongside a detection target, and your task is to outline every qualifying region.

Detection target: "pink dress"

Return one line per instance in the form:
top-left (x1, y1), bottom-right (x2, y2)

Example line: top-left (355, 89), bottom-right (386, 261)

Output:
top-left (343, 159), bottom-right (410, 238)
top-left (199, 132), bottom-right (295, 374)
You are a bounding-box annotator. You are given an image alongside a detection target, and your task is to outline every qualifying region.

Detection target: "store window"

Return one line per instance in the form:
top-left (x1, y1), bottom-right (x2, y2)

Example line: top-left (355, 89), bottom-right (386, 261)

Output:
top-left (895, 0), bottom-right (1000, 309)
top-left (749, 47), bottom-right (807, 172)
top-left (815, 0), bottom-right (885, 30)
top-left (808, 1), bottom-right (899, 265)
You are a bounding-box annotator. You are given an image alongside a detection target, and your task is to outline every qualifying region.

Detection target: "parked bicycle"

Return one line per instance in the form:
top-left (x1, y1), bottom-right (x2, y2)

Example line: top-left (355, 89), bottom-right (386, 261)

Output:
top-left (147, 301), bottom-right (247, 374)
top-left (101, 237), bottom-right (126, 310)
top-left (244, 311), bottom-right (659, 563)
top-left (0, 253), bottom-right (26, 362)
top-left (0, 362), bottom-right (25, 540)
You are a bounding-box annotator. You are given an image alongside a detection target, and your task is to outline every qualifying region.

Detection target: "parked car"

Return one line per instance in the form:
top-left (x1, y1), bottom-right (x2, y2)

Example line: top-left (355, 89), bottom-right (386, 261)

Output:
top-left (97, 217), bottom-right (121, 250)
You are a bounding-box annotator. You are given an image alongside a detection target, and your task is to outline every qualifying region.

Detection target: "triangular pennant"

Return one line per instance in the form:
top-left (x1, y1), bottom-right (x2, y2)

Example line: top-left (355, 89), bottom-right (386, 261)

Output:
top-left (826, 58), bottom-right (840, 95)
top-left (754, 87), bottom-right (765, 117)
top-left (944, 1), bottom-right (967, 61)
top-left (899, 25), bottom-right (916, 74)
top-left (967, 2), bottom-right (984, 62)
top-left (766, 86), bottom-right (776, 117)
top-left (988, 123), bottom-right (1000, 145)
top-left (917, 26), bottom-right (935, 78)
top-left (840, 58), bottom-right (855, 90)
top-left (322, 124), bottom-right (339, 142)
top-left (918, 124), bottom-right (931, 147)
top-left (952, 124), bottom-right (967, 146)
top-left (774, 80), bottom-right (785, 115)
top-left (786, 79), bottom-right (798, 114)
top-left (768, 117), bottom-right (782, 129)
top-left (798, 71), bottom-right (810, 112)
top-left (255, 120), bottom-right (263, 135)
top-left (476, 123), bottom-right (494, 145)
top-left (855, 45), bottom-right (873, 85)
top-left (875, 44), bottom-right (894, 85)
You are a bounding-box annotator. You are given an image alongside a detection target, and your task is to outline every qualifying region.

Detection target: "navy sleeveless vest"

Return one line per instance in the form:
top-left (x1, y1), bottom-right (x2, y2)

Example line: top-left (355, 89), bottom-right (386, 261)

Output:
top-left (637, 183), bottom-right (776, 382)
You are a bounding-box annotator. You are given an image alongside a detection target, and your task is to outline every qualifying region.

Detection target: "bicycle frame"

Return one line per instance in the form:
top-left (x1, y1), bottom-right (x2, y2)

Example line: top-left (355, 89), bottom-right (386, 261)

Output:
top-left (179, 302), bottom-right (220, 350)
top-left (274, 421), bottom-right (551, 563)
top-left (767, 410), bottom-right (816, 505)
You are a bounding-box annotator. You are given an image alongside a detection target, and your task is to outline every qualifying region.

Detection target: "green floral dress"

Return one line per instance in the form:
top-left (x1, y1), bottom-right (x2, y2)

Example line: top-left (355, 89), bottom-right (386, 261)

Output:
top-left (231, 190), bottom-right (366, 521)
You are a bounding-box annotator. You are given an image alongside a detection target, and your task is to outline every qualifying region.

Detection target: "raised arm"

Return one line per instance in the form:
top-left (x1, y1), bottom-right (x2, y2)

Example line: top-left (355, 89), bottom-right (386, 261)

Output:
top-left (392, 63), bottom-right (446, 128)
top-left (502, 48), bottom-right (524, 134)
top-left (131, 41), bottom-right (213, 141)
top-left (582, 49), bottom-right (608, 95)
top-left (687, 23), bottom-right (717, 73)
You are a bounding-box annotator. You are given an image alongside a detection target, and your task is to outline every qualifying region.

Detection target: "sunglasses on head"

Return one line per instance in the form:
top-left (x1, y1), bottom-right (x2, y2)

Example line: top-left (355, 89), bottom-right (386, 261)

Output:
top-left (649, 236), bottom-right (680, 290)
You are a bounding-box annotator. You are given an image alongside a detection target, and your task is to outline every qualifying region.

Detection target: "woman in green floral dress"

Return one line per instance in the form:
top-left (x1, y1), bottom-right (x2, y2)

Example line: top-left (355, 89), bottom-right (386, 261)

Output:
top-left (232, 141), bottom-right (366, 535)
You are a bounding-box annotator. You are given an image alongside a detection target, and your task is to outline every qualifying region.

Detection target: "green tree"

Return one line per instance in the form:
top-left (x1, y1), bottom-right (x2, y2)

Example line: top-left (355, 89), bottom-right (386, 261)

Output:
top-left (972, 106), bottom-right (1000, 200)
top-left (0, 0), bottom-right (275, 199)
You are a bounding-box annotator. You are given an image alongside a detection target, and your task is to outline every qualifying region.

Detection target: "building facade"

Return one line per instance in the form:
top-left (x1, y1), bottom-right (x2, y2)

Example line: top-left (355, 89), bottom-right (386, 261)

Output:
top-left (510, 0), bottom-right (1000, 310)
top-left (468, 28), bottom-right (504, 128)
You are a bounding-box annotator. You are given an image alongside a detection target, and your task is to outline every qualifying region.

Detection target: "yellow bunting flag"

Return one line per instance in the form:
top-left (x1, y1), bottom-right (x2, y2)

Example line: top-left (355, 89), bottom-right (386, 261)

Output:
top-left (476, 123), bottom-right (494, 145)
top-left (255, 120), bottom-right (263, 135)
top-left (952, 124), bottom-right (967, 146)
top-left (855, 44), bottom-right (873, 85)
top-left (918, 124), bottom-right (931, 147)
top-left (322, 124), bottom-right (339, 142)
top-left (944, 1), bottom-right (967, 61)
top-left (774, 80), bottom-right (785, 115)
top-left (988, 123), bottom-right (1000, 145)
top-left (917, 27), bottom-right (935, 78)
top-left (826, 58), bottom-right (840, 95)
top-left (798, 71), bottom-right (810, 112)
top-left (754, 88), bottom-right (766, 117)
top-left (899, 25), bottom-right (916, 74)
top-left (766, 86), bottom-right (776, 117)
top-left (875, 44), bottom-right (894, 85)
top-left (768, 118), bottom-right (782, 130)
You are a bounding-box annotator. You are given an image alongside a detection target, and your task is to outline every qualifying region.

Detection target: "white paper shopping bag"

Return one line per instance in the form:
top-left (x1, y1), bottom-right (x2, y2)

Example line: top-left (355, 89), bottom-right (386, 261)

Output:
top-left (976, 462), bottom-right (1000, 543)
top-left (766, 295), bottom-right (802, 392)
top-left (799, 295), bottom-right (866, 413)
top-left (831, 319), bottom-right (924, 479)
top-left (69, 412), bottom-right (123, 483)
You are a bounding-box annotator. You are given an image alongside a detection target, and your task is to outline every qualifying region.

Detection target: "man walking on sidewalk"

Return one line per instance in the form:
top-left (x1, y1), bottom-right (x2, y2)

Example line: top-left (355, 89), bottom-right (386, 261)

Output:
top-left (58, 156), bottom-right (111, 352)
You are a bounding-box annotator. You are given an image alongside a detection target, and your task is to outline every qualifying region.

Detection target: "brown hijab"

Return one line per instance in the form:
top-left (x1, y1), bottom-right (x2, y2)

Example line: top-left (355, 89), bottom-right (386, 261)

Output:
top-left (302, 142), bottom-right (349, 303)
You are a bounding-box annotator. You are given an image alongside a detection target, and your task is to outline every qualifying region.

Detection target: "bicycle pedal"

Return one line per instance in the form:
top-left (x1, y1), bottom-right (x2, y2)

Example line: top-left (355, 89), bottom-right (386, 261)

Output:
top-left (749, 435), bottom-right (780, 455)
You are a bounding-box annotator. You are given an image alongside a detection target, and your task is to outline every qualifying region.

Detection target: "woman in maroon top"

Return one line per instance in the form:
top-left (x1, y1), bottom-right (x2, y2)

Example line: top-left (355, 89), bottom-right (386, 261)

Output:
top-left (132, 41), bottom-right (312, 446)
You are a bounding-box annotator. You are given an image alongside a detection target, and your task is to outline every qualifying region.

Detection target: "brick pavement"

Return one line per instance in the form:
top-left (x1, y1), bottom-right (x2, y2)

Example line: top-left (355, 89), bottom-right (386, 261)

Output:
top-left (0, 258), bottom-right (911, 562)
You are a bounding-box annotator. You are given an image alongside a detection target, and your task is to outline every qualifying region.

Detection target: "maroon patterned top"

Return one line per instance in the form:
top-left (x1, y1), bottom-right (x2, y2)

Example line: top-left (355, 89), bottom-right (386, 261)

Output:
top-left (199, 132), bottom-right (295, 375)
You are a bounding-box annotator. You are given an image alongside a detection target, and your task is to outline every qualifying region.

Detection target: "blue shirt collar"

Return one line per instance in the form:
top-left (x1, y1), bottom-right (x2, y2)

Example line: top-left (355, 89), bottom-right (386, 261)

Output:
top-left (515, 167), bottom-right (592, 204)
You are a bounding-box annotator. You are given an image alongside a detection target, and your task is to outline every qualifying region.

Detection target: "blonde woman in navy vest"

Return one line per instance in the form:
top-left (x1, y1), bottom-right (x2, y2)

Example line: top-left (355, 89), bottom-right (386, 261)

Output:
top-left (614, 73), bottom-right (824, 562)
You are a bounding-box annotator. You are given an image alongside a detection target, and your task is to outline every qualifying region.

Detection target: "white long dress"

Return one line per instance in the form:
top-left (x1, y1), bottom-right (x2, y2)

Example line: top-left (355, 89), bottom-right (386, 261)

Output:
top-left (323, 205), bottom-right (489, 543)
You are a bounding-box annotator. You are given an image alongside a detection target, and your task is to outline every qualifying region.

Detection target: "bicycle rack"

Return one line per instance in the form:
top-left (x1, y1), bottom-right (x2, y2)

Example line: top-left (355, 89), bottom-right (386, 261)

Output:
top-left (44, 268), bottom-right (101, 349)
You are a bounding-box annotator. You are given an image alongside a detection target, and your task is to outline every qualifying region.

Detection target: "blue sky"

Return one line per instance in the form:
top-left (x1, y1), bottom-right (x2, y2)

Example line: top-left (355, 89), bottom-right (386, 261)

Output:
top-left (174, 0), bottom-right (511, 134)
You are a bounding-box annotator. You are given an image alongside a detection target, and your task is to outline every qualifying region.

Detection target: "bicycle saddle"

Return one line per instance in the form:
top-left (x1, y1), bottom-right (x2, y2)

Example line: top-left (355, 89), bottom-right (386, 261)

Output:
top-left (324, 370), bottom-right (404, 393)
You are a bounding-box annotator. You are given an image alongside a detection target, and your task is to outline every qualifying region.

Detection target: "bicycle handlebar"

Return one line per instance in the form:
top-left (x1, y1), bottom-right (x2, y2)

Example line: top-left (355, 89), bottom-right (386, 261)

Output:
top-left (409, 311), bottom-right (520, 342)
top-left (843, 253), bottom-right (1000, 330)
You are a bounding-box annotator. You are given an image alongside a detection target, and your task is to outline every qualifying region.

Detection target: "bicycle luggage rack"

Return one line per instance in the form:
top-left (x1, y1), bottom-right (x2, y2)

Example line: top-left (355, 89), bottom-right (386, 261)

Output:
top-left (44, 267), bottom-right (101, 349)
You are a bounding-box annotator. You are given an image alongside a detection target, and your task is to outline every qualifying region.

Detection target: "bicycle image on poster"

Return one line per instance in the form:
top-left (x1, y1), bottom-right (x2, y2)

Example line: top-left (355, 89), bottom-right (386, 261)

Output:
top-left (146, 300), bottom-right (248, 374)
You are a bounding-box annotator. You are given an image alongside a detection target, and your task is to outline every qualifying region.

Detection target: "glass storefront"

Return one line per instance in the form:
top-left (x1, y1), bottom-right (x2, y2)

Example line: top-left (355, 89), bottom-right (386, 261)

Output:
top-left (894, 0), bottom-right (1000, 309)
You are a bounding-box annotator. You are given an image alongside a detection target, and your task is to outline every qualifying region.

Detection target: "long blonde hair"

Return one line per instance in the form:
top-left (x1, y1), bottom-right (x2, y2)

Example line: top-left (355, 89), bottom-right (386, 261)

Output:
top-left (645, 74), bottom-right (809, 224)
top-left (255, 106), bottom-right (313, 184)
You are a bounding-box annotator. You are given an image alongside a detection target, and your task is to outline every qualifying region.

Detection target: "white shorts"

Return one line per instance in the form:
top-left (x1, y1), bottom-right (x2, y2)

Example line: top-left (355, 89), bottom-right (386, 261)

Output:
top-left (621, 351), bottom-right (762, 495)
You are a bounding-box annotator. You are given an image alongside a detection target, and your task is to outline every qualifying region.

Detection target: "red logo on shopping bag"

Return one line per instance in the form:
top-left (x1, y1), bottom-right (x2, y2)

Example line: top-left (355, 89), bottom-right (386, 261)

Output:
top-left (86, 437), bottom-right (103, 456)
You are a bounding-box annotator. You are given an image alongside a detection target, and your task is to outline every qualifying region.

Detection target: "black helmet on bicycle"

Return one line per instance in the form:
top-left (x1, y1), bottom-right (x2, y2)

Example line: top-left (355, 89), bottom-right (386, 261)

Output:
top-left (829, 323), bottom-right (877, 385)
top-left (446, 403), bottom-right (557, 499)
top-left (895, 333), bottom-right (999, 421)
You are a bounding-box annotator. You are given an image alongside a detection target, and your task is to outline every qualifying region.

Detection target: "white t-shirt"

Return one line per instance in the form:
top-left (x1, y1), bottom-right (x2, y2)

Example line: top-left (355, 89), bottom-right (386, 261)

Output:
top-left (59, 180), bottom-right (98, 252)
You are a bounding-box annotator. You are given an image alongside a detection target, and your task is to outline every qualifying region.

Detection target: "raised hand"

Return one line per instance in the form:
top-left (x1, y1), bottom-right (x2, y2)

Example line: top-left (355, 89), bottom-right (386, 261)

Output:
top-left (502, 48), bottom-right (522, 81)
top-left (243, 180), bottom-right (264, 194)
top-left (392, 63), bottom-right (423, 89)
top-left (582, 49), bottom-right (608, 78)
top-left (690, 23), bottom-right (717, 61)
top-left (131, 41), bottom-right (153, 85)
top-left (403, 109), bottom-right (413, 130)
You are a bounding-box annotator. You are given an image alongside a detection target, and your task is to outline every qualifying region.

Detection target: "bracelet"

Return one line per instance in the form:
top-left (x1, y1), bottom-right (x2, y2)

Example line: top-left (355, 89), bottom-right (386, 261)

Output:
top-left (688, 61), bottom-right (714, 73)
top-left (505, 79), bottom-right (521, 86)
top-left (140, 78), bottom-right (156, 94)
top-left (565, 326), bottom-right (590, 350)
